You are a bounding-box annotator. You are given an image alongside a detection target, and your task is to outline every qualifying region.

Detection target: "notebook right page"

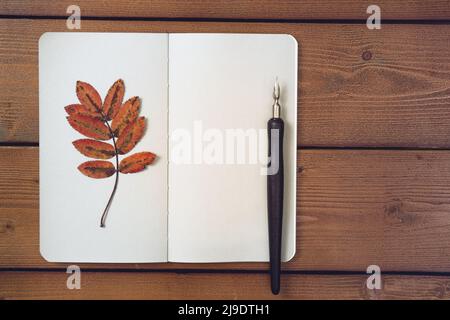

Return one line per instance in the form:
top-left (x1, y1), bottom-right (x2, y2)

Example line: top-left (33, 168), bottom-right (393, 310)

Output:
top-left (168, 34), bottom-right (297, 262)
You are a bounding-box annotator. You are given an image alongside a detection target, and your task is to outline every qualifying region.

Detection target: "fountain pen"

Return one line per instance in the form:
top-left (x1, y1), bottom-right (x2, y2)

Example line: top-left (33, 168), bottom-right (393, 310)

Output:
top-left (267, 79), bottom-right (284, 295)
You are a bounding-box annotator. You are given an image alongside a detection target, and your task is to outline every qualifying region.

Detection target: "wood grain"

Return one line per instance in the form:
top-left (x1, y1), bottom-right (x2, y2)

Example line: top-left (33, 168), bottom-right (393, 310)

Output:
top-left (3, 147), bottom-right (450, 272)
top-left (1, 0), bottom-right (450, 20)
top-left (1, 19), bottom-right (450, 147)
top-left (1, 271), bottom-right (449, 300)
top-left (2, 1), bottom-right (449, 301)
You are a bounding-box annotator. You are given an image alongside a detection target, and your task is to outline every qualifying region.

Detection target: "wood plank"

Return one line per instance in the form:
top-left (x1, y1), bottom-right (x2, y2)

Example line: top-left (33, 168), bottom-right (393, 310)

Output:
top-left (3, 146), bottom-right (450, 271)
top-left (1, 271), bottom-right (449, 300)
top-left (2, 19), bottom-right (450, 147)
top-left (2, 0), bottom-right (450, 20)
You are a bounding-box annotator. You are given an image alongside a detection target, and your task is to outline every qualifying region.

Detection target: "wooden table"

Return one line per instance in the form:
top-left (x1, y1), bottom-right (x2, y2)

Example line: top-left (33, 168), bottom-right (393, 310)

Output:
top-left (1, 0), bottom-right (450, 300)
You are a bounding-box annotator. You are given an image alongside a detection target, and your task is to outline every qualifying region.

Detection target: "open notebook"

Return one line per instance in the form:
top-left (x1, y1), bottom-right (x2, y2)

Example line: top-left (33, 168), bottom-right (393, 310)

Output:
top-left (39, 32), bottom-right (297, 263)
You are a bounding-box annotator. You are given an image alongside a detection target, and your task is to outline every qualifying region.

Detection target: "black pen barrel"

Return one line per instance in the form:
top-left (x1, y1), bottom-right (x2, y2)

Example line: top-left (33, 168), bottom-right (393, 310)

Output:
top-left (267, 117), bottom-right (284, 295)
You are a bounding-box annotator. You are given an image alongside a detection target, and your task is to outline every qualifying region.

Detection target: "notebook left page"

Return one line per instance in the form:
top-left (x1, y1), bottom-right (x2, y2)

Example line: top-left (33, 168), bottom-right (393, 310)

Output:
top-left (39, 33), bottom-right (169, 262)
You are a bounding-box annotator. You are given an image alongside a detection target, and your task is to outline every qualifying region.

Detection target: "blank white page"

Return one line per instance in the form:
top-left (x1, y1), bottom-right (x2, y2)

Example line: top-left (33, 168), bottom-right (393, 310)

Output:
top-left (168, 34), bottom-right (297, 262)
top-left (39, 33), bottom-right (169, 262)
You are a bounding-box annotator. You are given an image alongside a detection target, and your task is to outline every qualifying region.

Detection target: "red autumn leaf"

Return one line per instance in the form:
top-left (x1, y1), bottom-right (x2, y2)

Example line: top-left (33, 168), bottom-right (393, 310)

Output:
top-left (102, 79), bottom-right (125, 120)
top-left (119, 152), bottom-right (156, 174)
top-left (76, 81), bottom-right (102, 113)
top-left (72, 139), bottom-right (116, 159)
top-left (65, 104), bottom-right (102, 119)
top-left (111, 96), bottom-right (140, 137)
top-left (116, 117), bottom-right (146, 155)
top-left (67, 79), bottom-right (157, 227)
top-left (78, 160), bottom-right (116, 179)
top-left (67, 114), bottom-right (111, 140)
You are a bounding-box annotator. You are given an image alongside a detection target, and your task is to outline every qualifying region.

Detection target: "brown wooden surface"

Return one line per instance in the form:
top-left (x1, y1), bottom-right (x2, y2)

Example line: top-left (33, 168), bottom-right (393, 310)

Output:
top-left (1, 0), bottom-right (450, 20)
top-left (2, 271), bottom-right (450, 300)
top-left (2, 1), bottom-right (450, 300)
top-left (1, 20), bottom-right (450, 147)
top-left (3, 147), bottom-right (450, 273)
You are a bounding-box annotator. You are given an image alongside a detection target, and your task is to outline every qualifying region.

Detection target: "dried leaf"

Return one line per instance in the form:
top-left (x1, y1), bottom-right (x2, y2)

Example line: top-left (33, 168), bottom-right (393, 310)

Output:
top-left (78, 160), bottom-right (116, 179)
top-left (65, 104), bottom-right (102, 119)
top-left (67, 114), bottom-right (111, 140)
top-left (102, 79), bottom-right (125, 120)
top-left (76, 81), bottom-right (102, 113)
top-left (73, 139), bottom-right (116, 159)
top-left (119, 152), bottom-right (156, 174)
top-left (111, 96), bottom-right (140, 137)
top-left (116, 117), bottom-right (146, 154)
top-left (66, 79), bottom-right (155, 227)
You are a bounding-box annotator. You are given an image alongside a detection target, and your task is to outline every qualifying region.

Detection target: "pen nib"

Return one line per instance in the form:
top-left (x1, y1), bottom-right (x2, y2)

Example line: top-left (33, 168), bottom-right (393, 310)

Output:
top-left (272, 77), bottom-right (281, 118)
top-left (273, 77), bottom-right (280, 101)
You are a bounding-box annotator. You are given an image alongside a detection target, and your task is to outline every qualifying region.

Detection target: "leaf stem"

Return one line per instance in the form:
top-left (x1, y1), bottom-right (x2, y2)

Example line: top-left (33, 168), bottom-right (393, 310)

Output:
top-left (100, 116), bottom-right (119, 228)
